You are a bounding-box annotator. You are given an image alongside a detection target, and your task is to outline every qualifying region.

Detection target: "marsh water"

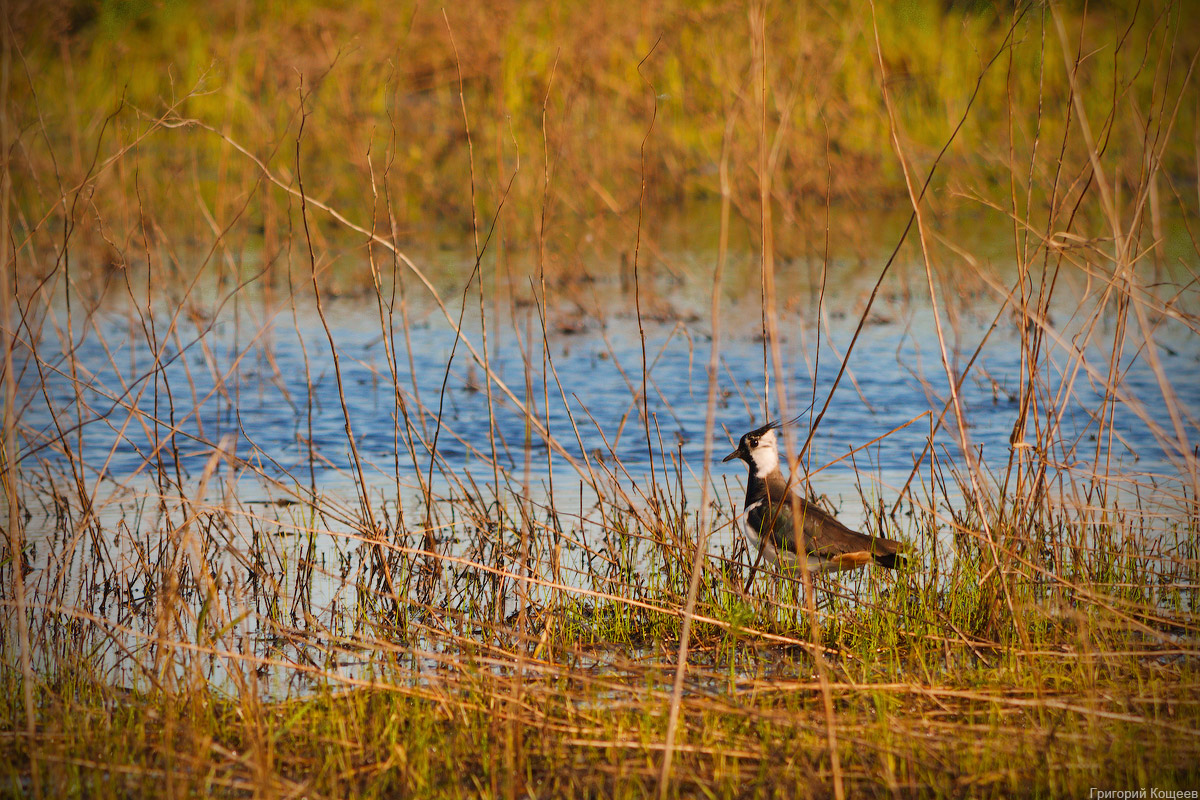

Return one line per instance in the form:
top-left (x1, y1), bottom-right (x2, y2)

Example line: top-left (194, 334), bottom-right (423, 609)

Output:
top-left (25, 241), bottom-right (1195, 509)
top-left (15, 211), bottom-right (1200, 694)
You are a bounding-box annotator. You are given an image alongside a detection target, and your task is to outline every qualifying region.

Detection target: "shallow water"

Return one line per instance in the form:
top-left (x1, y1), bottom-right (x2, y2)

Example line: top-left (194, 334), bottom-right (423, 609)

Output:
top-left (22, 249), bottom-right (1196, 512)
top-left (13, 230), bottom-right (1200, 695)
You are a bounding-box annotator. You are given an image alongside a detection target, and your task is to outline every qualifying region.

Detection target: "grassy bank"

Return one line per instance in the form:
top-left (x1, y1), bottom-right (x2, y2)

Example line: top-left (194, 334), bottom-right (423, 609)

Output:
top-left (1, 499), bottom-right (1197, 797)
top-left (8, 0), bottom-right (1198, 266)
top-left (2, 648), bottom-right (1196, 797)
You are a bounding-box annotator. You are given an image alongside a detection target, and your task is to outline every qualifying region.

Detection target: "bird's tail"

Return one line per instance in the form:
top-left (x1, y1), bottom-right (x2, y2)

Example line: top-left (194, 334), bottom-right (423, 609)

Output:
top-left (872, 550), bottom-right (907, 569)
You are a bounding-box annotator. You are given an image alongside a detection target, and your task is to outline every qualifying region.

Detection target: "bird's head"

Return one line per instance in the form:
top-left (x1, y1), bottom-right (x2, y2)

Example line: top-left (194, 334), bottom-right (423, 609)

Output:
top-left (722, 421), bottom-right (781, 478)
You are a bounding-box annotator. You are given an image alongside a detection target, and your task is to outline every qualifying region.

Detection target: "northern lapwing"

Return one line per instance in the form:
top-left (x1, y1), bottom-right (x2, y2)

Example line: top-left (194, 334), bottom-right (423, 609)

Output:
top-left (722, 420), bottom-right (906, 573)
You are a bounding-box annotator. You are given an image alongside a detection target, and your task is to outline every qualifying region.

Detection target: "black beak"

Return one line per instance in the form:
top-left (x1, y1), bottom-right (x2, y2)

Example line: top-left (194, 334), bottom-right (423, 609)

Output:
top-left (721, 447), bottom-right (740, 462)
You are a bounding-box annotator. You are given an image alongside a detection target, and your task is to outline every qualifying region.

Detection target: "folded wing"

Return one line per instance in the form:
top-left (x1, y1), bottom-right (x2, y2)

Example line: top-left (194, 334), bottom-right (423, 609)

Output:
top-left (749, 487), bottom-right (906, 570)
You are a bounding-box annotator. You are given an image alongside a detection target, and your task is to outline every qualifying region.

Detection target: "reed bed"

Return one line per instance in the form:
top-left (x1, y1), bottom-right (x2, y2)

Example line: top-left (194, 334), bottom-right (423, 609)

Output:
top-left (2, 1), bottom-right (1199, 797)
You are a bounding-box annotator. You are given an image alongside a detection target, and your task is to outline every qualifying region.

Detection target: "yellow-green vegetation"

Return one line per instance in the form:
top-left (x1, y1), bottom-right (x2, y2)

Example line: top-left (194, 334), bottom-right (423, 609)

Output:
top-left (3, 0), bottom-right (1199, 797)
top-left (9, 0), bottom-right (1198, 262)
top-left (2, 524), bottom-right (1197, 798)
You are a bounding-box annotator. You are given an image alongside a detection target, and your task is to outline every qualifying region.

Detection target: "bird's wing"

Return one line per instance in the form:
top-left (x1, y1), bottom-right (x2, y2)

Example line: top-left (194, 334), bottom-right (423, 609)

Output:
top-left (755, 489), bottom-right (903, 559)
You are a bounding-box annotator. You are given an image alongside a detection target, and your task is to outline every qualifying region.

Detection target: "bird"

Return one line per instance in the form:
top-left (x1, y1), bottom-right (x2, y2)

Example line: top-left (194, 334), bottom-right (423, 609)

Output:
top-left (722, 419), bottom-right (906, 573)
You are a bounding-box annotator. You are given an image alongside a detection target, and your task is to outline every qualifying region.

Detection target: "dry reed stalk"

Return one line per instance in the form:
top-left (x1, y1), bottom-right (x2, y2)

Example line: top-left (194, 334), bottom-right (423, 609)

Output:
top-left (0, 21), bottom-right (42, 800)
top-left (718, 6), bottom-right (850, 797)
top-left (659, 88), bottom-right (738, 799)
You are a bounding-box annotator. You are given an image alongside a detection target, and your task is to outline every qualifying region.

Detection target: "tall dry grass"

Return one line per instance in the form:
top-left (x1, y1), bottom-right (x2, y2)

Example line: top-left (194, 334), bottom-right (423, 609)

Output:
top-left (1, 0), bottom-right (1198, 796)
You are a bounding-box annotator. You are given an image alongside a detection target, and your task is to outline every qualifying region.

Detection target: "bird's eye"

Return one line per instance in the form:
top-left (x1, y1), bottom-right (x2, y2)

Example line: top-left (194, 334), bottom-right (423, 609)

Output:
top-left (748, 437), bottom-right (758, 447)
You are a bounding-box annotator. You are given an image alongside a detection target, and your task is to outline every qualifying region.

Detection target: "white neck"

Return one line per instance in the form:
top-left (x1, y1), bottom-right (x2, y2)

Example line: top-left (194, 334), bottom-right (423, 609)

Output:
top-left (751, 429), bottom-right (780, 478)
